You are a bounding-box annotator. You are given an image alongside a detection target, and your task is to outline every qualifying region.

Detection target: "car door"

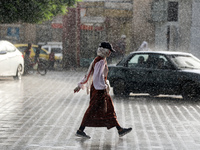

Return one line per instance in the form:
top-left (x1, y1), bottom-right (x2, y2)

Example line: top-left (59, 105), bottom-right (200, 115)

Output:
top-left (0, 46), bottom-right (10, 75)
top-left (126, 53), bottom-right (151, 92)
top-left (146, 54), bottom-right (180, 94)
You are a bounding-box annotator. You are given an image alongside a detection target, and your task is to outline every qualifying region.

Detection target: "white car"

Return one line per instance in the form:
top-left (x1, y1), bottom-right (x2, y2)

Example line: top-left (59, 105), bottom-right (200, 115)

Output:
top-left (0, 40), bottom-right (24, 80)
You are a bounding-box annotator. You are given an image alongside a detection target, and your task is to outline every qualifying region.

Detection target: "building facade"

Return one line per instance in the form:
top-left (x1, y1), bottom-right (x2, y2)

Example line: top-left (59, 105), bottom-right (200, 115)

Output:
top-left (151, 0), bottom-right (191, 52)
top-left (132, 0), bottom-right (155, 50)
top-left (1, 0), bottom-right (200, 67)
top-left (0, 15), bottom-right (63, 45)
top-left (0, 23), bottom-right (37, 44)
top-left (150, 0), bottom-right (200, 58)
top-left (62, 0), bottom-right (133, 67)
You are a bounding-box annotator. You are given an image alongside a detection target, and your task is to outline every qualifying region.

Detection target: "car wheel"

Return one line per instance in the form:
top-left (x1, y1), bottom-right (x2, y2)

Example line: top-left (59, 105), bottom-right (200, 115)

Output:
top-left (13, 65), bottom-right (23, 80)
top-left (113, 79), bottom-right (129, 96)
top-left (37, 63), bottom-right (47, 75)
top-left (182, 82), bottom-right (199, 100)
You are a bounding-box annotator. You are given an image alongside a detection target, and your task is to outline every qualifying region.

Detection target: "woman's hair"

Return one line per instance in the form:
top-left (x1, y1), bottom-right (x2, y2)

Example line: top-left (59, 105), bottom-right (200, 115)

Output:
top-left (97, 47), bottom-right (110, 58)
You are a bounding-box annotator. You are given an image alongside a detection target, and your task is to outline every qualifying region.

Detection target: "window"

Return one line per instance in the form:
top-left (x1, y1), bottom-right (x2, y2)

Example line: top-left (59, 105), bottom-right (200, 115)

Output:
top-left (51, 48), bottom-right (62, 53)
top-left (156, 55), bottom-right (168, 69)
top-left (32, 47), bottom-right (47, 55)
top-left (169, 55), bottom-right (200, 69)
top-left (32, 47), bottom-right (37, 53)
top-left (40, 49), bottom-right (47, 55)
top-left (128, 54), bottom-right (148, 68)
top-left (167, 2), bottom-right (178, 22)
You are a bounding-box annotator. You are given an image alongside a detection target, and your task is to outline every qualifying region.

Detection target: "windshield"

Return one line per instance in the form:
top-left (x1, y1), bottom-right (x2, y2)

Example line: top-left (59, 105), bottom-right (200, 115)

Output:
top-left (117, 55), bottom-right (129, 66)
top-left (169, 54), bottom-right (200, 69)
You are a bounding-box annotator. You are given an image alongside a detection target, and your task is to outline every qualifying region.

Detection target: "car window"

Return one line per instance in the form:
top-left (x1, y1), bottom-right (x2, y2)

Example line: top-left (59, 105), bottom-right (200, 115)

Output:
top-left (145, 54), bottom-right (157, 68)
top-left (32, 47), bottom-right (37, 53)
top-left (127, 53), bottom-right (174, 69)
top-left (33, 47), bottom-right (47, 55)
top-left (128, 54), bottom-right (148, 68)
top-left (40, 49), bottom-right (47, 55)
top-left (146, 54), bottom-right (174, 69)
top-left (51, 48), bottom-right (62, 53)
top-left (117, 56), bottom-right (128, 66)
top-left (42, 47), bottom-right (48, 51)
top-left (155, 55), bottom-right (168, 69)
top-left (169, 54), bottom-right (200, 69)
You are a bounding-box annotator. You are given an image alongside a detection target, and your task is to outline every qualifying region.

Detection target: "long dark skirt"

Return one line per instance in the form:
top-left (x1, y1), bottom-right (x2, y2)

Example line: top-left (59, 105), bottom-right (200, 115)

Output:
top-left (80, 84), bottom-right (120, 129)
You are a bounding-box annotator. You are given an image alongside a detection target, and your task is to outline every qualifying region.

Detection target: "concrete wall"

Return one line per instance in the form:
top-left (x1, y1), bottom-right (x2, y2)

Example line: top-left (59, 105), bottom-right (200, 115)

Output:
top-left (0, 23), bottom-right (36, 44)
top-left (23, 24), bottom-right (37, 44)
top-left (179, 0), bottom-right (192, 52)
top-left (0, 24), bottom-right (22, 43)
top-left (80, 0), bottom-right (133, 55)
top-left (153, 0), bottom-right (193, 53)
top-left (133, 0), bottom-right (155, 50)
top-left (190, 0), bottom-right (200, 58)
top-left (62, 8), bottom-right (79, 68)
top-left (0, 14), bottom-right (63, 45)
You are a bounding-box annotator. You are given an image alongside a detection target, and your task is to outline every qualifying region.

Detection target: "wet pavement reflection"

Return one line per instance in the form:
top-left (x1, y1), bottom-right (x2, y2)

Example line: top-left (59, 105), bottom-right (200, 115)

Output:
top-left (0, 71), bottom-right (200, 150)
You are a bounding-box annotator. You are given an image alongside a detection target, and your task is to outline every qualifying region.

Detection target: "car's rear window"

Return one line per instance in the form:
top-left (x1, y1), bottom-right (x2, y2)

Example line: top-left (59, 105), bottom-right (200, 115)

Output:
top-left (32, 47), bottom-right (47, 55)
top-left (169, 54), bottom-right (200, 69)
top-left (51, 48), bottom-right (62, 53)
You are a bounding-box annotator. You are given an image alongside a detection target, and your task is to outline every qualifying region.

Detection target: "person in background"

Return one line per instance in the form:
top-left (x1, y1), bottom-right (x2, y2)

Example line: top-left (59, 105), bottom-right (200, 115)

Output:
top-left (118, 35), bottom-right (126, 57)
top-left (24, 43), bottom-right (32, 57)
top-left (137, 41), bottom-right (150, 51)
top-left (24, 43), bottom-right (32, 74)
top-left (35, 45), bottom-right (41, 62)
top-left (74, 42), bottom-right (132, 139)
top-left (136, 56), bottom-right (146, 68)
top-left (49, 50), bottom-right (55, 70)
top-left (111, 35), bottom-right (126, 63)
top-left (157, 58), bottom-right (165, 69)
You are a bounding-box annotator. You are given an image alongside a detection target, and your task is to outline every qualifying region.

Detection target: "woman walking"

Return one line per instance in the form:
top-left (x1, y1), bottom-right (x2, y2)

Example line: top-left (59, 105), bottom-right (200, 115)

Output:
top-left (74, 42), bottom-right (132, 138)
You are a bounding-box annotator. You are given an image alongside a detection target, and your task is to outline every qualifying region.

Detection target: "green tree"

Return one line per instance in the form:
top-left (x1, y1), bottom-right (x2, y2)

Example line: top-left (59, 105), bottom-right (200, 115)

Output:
top-left (0, 0), bottom-right (77, 23)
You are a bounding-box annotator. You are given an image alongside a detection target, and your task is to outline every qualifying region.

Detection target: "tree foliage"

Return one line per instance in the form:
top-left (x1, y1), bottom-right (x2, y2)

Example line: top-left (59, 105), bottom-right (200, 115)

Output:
top-left (0, 0), bottom-right (77, 23)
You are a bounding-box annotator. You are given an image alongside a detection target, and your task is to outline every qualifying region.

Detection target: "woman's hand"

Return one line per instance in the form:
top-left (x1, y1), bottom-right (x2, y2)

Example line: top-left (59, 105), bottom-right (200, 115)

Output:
top-left (105, 80), bottom-right (110, 93)
top-left (74, 86), bottom-right (81, 93)
top-left (106, 86), bottom-right (110, 93)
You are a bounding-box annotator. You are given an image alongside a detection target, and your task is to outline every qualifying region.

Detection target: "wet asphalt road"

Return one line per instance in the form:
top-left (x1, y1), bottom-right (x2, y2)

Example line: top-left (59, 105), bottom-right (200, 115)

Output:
top-left (1, 70), bottom-right (200, 150)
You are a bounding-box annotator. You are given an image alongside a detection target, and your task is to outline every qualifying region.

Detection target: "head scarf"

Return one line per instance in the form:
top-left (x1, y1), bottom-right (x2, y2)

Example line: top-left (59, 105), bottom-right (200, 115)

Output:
top-left (78, 47), bottom-right (109, 94)
top-left (97, 47), bottom-right (110, 58)
top-left (137, 41), bottom-right (149, 51)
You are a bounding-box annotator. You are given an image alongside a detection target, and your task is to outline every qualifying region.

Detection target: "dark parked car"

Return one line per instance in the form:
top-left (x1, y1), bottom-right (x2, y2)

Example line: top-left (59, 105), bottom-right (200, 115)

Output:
top-left (107, 51), bottom-right (200, 100)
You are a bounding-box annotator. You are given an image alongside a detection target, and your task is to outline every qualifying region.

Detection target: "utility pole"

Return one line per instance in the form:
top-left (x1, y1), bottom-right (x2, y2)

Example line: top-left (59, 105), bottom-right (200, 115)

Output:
top-left (76, 3), bottom-right (81, 67)
top-left (62, 8), bottom-right (77, 69)
top-left (62, 4), bottom-right (81, 69)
